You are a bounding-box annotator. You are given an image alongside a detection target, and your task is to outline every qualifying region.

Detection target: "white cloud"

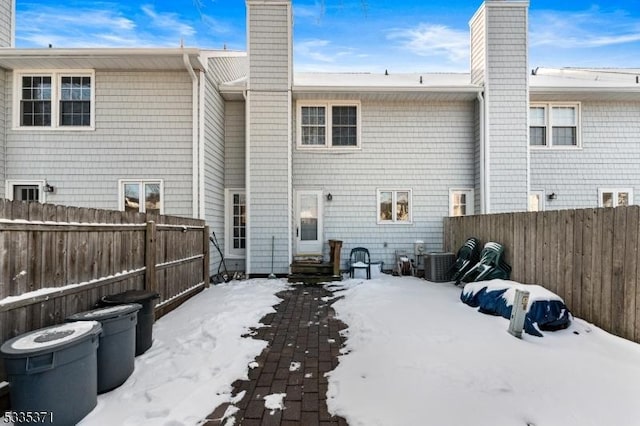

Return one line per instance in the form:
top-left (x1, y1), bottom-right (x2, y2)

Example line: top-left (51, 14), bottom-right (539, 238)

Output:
top-left (386, 23), bottom-right (469, 63)
top-left (16, 3), bottom-right (205, 48)
top-left (141, 5), bottom-right (196, 38)
top-left (295, 38), bottom-right (357, 63)
top-left (530, 7), bottom-right (640, 49)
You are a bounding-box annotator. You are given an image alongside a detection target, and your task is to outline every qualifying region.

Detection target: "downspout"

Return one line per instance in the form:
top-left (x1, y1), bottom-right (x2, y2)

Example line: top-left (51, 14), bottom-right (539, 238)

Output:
top-left (198, 69), bottom-right (205, 219)
top-left (183, 53), bottom-right (200, 219)
top-left (244, 89), bottom-right (251, 275)
top-left (477, 91), bottom-right (486, 214)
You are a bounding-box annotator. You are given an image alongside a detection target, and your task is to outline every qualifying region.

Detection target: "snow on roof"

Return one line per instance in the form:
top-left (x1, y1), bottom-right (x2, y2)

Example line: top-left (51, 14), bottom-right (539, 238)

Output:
top-left (294, 72), bottom-right (476, 90)
top-left (531, 67), bottom-right (640, 91)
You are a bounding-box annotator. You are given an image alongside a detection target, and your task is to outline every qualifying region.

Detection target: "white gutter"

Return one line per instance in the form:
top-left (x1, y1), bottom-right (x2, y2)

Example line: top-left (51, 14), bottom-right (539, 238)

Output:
top-left (477, 91), bottom-right (486, 214)
top-left (183, 53), bottom-right (200, 219)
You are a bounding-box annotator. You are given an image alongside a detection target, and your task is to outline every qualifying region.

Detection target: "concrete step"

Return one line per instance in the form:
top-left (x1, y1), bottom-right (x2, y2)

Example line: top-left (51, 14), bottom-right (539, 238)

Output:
top-left (287, 274), bottom-right (342, 285)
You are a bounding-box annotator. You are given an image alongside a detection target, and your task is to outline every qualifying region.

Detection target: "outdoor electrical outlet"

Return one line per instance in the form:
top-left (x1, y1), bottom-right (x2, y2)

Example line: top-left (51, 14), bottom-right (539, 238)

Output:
top-left (508, 289), bottom-right (529, 339)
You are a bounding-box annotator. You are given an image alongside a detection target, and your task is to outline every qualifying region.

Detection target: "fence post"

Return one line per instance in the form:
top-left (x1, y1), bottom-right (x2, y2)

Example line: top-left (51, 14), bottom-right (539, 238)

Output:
top-left (203, 225), bottom-right (210, 288)
top-left (145, 221), bottom-right (157, 294)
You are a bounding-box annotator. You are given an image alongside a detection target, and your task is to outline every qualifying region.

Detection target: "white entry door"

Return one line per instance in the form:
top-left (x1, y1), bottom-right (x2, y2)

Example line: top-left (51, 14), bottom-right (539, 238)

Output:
top-left (295, 190), bottom-right (323, 255)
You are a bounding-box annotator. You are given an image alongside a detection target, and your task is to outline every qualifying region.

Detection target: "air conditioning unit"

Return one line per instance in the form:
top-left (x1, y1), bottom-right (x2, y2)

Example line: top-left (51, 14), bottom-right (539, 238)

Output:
top-left (424, 252), bottom-right (455, 282)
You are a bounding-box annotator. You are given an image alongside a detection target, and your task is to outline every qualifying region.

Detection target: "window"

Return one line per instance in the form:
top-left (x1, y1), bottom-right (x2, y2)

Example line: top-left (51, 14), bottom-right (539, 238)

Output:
top-left (529, 103), bottom-right (580, 148)
top-left (378, 189), bottom-right (411, 224)
top-left (119, 180), bottom-right (163, 214)
top-left (15, 71), bottom-right (94, 129)
top-left (449, 189), bottom-right (474, 217)
top-left (225, 189), bottom-right (246, 258)
top-left (599, 188), bottom-right (633, 208)
top-left (297, 102), bottom-right (360, 148)
top-left (6, 180), bottom-right (45, 202)
top-left (528, 191), bottom-right (545, 212)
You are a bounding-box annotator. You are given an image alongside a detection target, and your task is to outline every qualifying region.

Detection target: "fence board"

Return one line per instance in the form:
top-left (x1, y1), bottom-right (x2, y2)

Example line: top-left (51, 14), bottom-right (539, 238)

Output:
top-left (581, 208), bottom-right (595, 325)
top-left (611, 207), bottom-right (627, 337)
top-left (572, 209), bottom-right (584, 318)
top-left (443, 204), bottom-right (640, 344)
top-left (623, 206), bottom-right (639, 341)
top-left (1, 200), bottom-right (208, 392)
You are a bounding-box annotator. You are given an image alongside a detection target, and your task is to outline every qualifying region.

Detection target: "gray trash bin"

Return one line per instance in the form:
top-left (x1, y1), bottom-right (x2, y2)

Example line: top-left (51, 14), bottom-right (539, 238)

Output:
top-left (100, 290), bottom-right (159, 356)
top-left (66, 303), bottom-right (141, 393)
top-left (0, 321), bottom-right (101, 425)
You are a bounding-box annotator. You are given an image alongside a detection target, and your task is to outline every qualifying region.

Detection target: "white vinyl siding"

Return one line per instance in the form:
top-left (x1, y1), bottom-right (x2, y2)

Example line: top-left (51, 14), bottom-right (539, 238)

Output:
top-left (293, 99), bottom-right (475, 269)
top-left (5, 70), bottom-right (194, 216)
top-left (484, 3), bottom-right (529, 213)
top-left (0, 0), bottom-right (12, 47)
top-left (530, 103), bottom-right (580, 148)
top-left (530, 101), bottom-right (640, 210)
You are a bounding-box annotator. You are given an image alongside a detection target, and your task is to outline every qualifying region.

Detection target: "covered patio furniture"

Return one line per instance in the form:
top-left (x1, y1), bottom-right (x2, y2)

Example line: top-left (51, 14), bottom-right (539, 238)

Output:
top-left (349, 247), bottom-right (371, 279)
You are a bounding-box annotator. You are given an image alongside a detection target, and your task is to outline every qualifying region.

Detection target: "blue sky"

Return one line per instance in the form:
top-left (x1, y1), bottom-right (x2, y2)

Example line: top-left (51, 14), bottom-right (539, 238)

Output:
top-left (14, 0), bottom-right (640, 72)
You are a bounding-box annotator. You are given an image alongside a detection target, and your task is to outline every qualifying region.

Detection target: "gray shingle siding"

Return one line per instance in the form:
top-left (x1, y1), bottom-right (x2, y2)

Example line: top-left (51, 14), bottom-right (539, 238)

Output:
top-left (224, 101), bottom-right (245, 189)
top-left (5, 70), bottom-right (195, 216)
top-left (292, 99), bottom-right (475, 270)
top-left (203, 68), bottom-right (225, 273)
top-left (0, 0), bottom-right (12, 47)
top-left (0, 69), bottom-right (5, 196)
top-left (484, 4), bottom-right (529, 213)
top-left (246, 0), bottom-right (291, 275)
top-left (248, 5), bottom-right (290, 91)
top-left (530, 101), bottom-right (640, 209)
top-left (247, 91), bottom-right (290, 274)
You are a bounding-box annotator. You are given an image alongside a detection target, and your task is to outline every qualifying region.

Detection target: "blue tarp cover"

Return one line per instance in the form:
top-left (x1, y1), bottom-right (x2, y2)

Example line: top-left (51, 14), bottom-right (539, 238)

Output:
top-left (460, 281), bottom-right (572, 337)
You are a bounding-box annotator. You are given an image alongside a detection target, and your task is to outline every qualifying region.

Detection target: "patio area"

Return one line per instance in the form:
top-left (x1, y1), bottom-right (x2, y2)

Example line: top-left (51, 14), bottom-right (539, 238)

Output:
top-left (77, 276), bottom-right (640, 426)
top-left (203, 285), bottom-right (348, 425)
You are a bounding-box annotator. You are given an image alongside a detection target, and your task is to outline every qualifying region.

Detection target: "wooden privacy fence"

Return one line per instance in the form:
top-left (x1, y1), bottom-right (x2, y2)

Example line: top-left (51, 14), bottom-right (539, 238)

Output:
top-left (0, 199), bottom-right (210, 397)
top-left (444, 205), bottom-right (640, 344)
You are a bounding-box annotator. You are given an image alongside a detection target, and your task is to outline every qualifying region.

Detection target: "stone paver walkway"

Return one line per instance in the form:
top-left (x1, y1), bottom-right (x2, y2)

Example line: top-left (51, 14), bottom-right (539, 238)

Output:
top-left (204, 284), bottom-right (349, 425)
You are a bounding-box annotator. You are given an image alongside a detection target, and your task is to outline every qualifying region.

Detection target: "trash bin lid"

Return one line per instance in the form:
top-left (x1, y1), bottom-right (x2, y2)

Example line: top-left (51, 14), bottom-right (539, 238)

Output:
top-left (66, 303), bottom-right (142, 322)
top-left (102, 290), bottom-right (159, 304)
top-left (1, 321), bottom-right (101, 358)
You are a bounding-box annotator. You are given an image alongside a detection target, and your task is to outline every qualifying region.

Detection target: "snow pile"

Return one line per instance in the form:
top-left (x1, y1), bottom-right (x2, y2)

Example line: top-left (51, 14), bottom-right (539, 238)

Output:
top-left (263, 393), bottom-right (286, 415)
top-left (326, 276), bottom-right (640, 426)
top-left (461, 279), bottom-right (572, 336)
top-left (79, 279), bottom-right (288, 425)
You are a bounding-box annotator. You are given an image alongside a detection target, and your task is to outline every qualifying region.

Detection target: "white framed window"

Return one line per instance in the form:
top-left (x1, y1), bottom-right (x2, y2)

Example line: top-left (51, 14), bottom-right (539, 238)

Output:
top-left (119, 180), bottom-right (163, 214)
top-left (296, 101), bottom-right (361, 149)
top-left (377, 189), bottom-right (412, 224)
top-left (598, 188), bottom-right (633, 208)
top-left (530, 103), bottom-right (580, 148)
top-left (528, 190), bottom-right (545, 212)
top-left (225, 189), bottom-right (246, 258)
top-left (5, 180), bottom-right (46, 202)
top-left (449, 189), bottom-right (474, 217)
top-left (14, 70), bottom-right (95, 129)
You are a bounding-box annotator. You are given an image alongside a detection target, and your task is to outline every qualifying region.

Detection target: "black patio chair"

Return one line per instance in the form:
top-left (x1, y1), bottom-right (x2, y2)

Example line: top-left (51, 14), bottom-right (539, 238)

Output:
top-left (349, 247), bottom-right (371, 279)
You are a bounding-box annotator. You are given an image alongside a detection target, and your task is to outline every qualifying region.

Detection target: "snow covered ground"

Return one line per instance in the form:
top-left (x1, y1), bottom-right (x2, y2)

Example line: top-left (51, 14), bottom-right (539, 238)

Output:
top-left (326, 276), bottom-right (640, 426)
top-left (60, 274), bottom-right (640, 425)
top-left (79, 279), bottom-right (288, 426)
